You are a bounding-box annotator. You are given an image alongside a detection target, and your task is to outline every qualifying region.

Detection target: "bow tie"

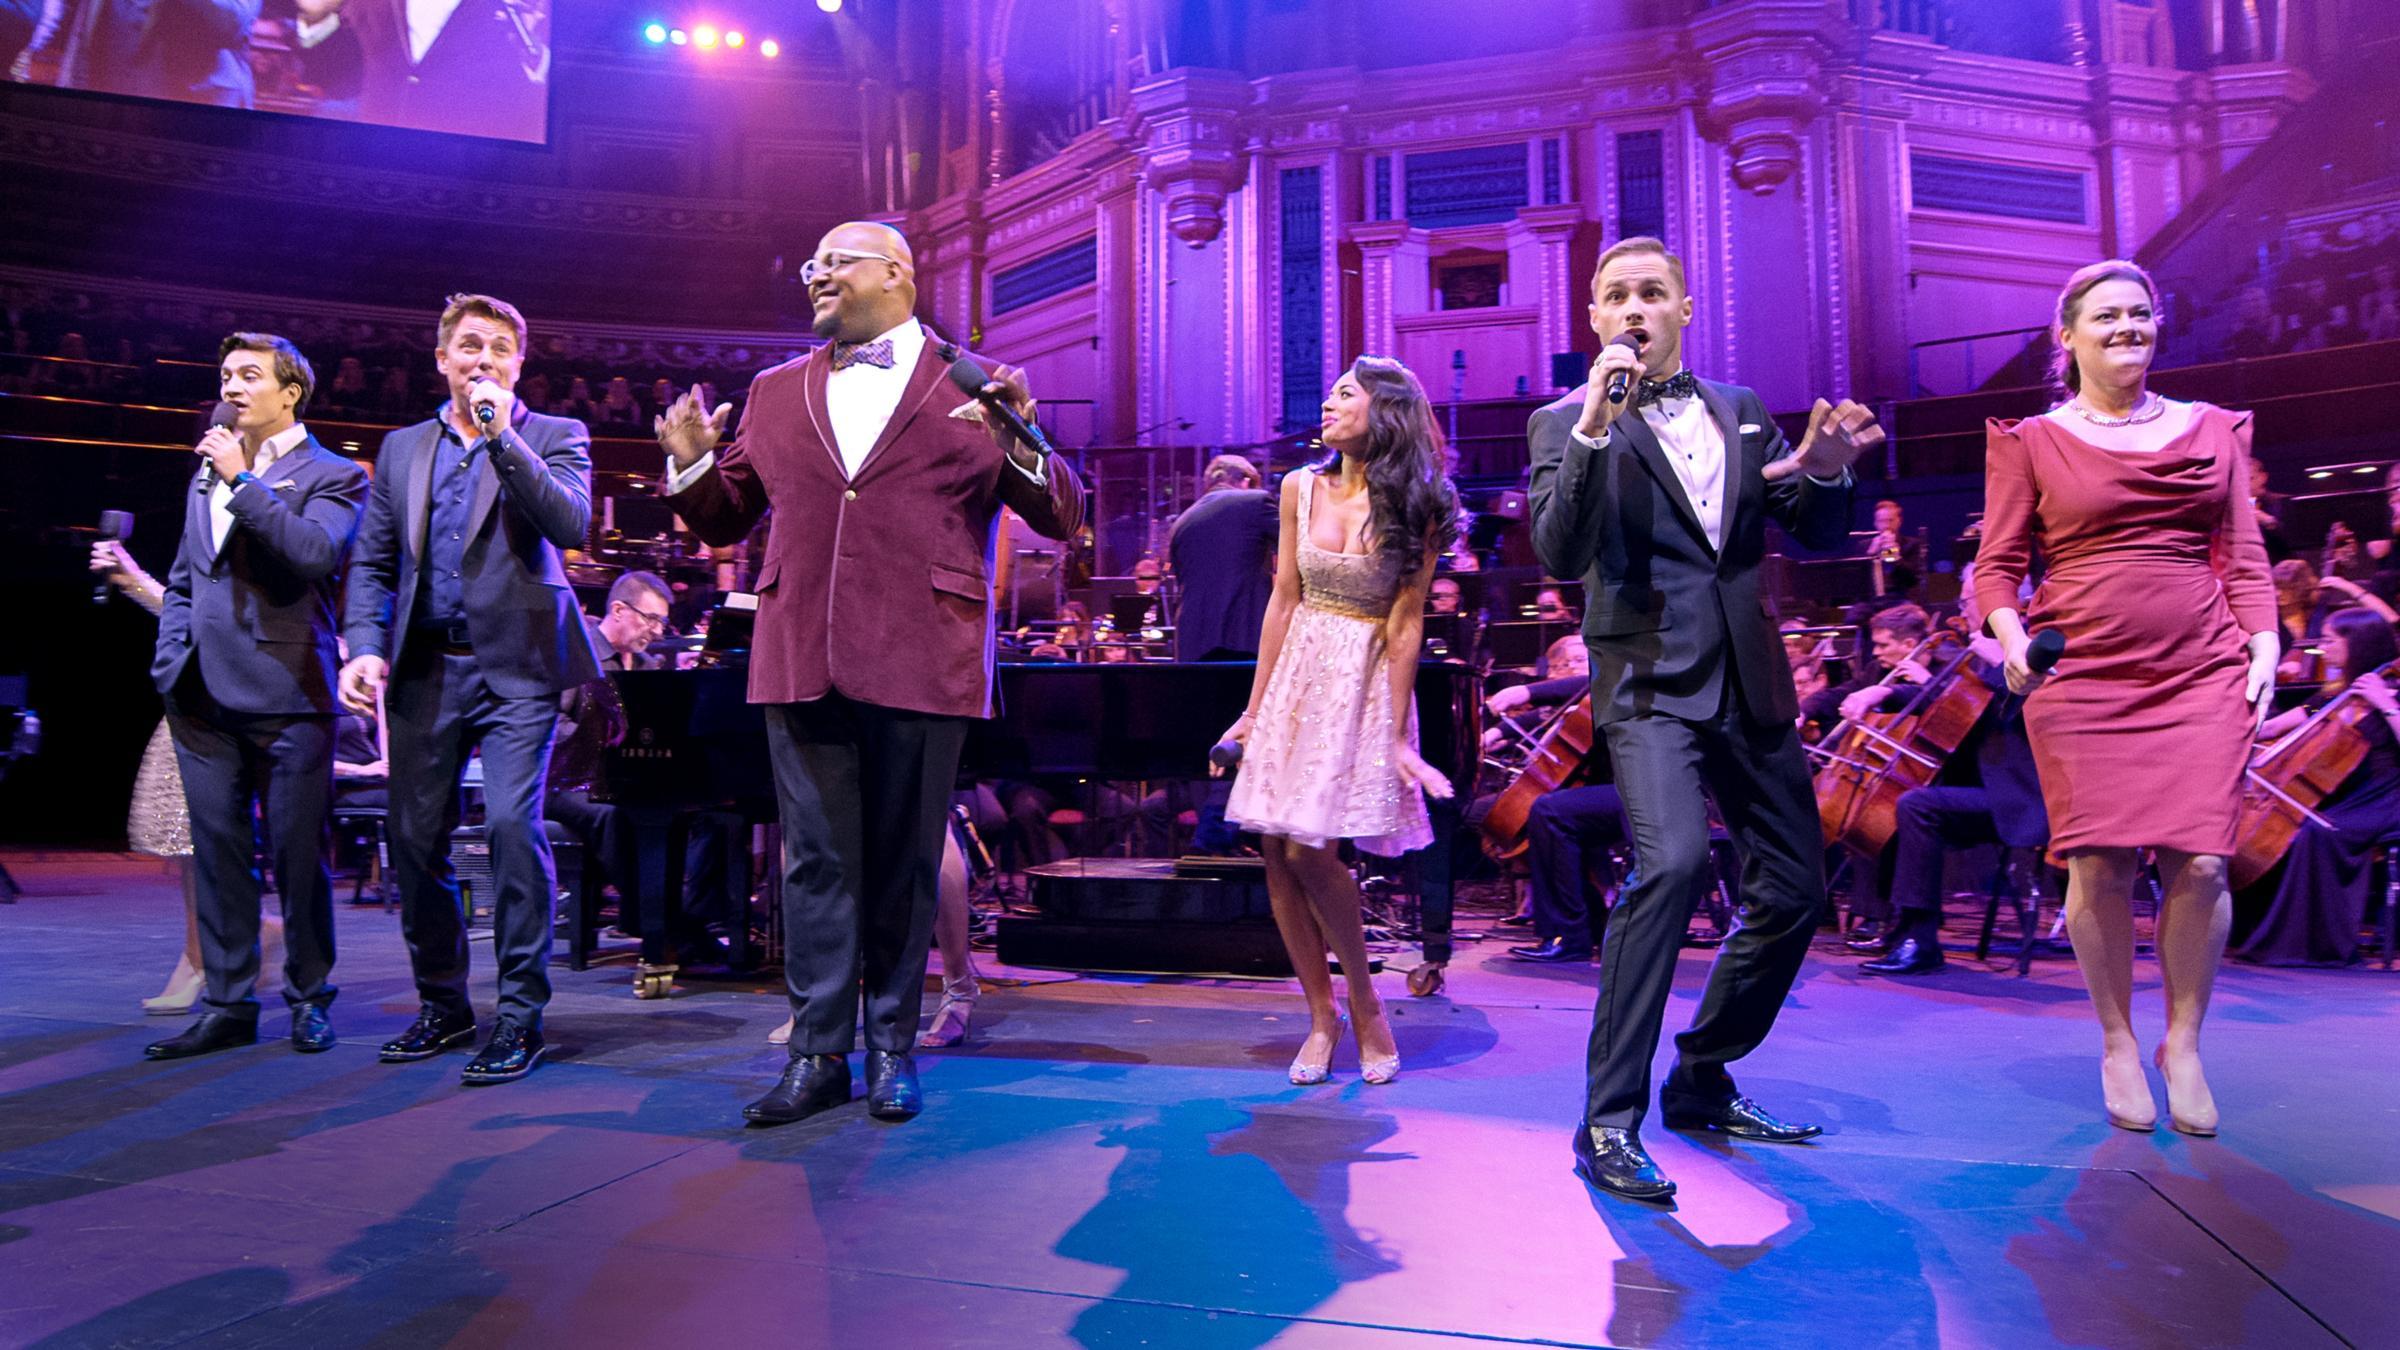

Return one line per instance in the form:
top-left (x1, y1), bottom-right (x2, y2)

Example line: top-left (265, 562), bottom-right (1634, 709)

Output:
top-left (831, 338), bottom-right (896, 371)
top-left (1635, 371), bottom-right (1701, 407)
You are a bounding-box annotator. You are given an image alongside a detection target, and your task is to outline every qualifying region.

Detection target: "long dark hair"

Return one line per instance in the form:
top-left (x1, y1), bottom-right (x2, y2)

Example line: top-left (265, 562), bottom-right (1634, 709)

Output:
top-left (1320, 355), bottom-right (1460, 573)
top-left (2328, 606), bottom-right (2399, 684)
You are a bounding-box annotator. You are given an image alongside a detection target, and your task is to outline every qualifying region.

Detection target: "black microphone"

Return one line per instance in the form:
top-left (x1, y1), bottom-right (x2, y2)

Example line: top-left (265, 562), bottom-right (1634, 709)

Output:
top-left (471, 380), bottom-right (500, 433)
top-left (1208, 739), bottom-right (1244, 772)
top-left (1602, 332), bottom-right (1645, 406)
top-left (943, 346), bottom-right (1056, 459)
top-left (2027, 628), bottom-right (2066, 674)
top-left (194, 401), bottom-right (240, 495)
top-left (94, 509), bottom-right (133, 605)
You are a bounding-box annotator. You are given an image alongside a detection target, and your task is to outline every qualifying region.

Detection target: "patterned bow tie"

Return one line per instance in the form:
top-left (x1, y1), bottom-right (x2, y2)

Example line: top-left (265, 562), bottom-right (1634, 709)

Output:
top-left (1635, 371), bottom-right (1701, 407)
top-left (831, 338), bottom-right (896, 371)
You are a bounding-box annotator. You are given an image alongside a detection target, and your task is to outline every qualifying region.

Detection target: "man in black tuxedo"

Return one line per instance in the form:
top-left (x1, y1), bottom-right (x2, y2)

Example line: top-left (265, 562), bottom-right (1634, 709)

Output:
top-left (1529, 236), bottom-right (1883, 1202)
top-left (1167, 454), bottom-right (1277, 662)
top-left (290, 0), bottom-right (546, 140)
top-left (53, 0), bottom-right (259, 109)
top-left (341, 293), bottom-right (602, 1084)
top-left (147, 333), bottom-right (366, 1061)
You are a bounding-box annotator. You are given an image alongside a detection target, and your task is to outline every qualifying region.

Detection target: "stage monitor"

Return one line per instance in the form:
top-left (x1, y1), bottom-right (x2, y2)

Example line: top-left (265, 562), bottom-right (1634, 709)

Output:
top-left (6, 1), bottom-right (552, 144)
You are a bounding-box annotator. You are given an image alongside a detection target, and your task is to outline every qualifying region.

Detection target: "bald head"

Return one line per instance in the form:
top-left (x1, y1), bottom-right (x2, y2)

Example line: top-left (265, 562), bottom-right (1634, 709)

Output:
top-left (809, 221), bottom-right (917, 342)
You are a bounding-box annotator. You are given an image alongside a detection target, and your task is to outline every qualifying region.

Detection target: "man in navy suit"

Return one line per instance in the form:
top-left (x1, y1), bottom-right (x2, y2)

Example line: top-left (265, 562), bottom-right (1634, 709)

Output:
top-left (341, 293), bottom-right (601, 1084)
top-left (147, 333), bottom-right (366, 1061)
top-left (1529, 237), bottom-right (1883, 1202)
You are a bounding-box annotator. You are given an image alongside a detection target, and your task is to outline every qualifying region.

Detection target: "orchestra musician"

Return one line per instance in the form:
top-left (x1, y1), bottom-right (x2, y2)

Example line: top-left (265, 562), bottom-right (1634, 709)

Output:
top-left (1529, 236), bottom-right (1882, 1202)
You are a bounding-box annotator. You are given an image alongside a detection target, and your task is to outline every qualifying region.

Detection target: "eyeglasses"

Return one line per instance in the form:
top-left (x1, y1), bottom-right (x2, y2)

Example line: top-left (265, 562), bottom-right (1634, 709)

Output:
top-left (620, 603), bottom-right (671, 631)
top-left (798, 249), bottom-right (898, 286)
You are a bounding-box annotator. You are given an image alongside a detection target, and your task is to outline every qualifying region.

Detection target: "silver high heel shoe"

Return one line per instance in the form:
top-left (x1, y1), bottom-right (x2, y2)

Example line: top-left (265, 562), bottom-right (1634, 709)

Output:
top-left (918, 974), bottom-right (980, 1048)
top-left (1289, 1016), bottom-right (1346, 1085)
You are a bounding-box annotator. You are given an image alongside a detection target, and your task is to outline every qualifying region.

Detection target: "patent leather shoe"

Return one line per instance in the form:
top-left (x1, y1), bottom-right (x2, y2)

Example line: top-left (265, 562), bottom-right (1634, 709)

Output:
top-left (460, 1020), bottom-right (545, 1084)
top-left (144, 1010), bottom-right (258, 1061)
top-left (1662, 1094), bottom-right (1823, 1143)
top-left (1843, 920), bottom-right (1889, 952)
top-left (1508, 937), bottom-right (1593, 963)
top-left (289, 1003), bottom-right (336, 1053)
top-left (866, 1050), bottom-right (923, 1121)
top-left (378, 1007), bottom-right (477, 1062)
top-left (1572, 1126), bottom-right (1676, 1202)
top-left (1861, 936), bottom-right (1945, 976)
top-left (745, 1054), bottom-right (852, 1125)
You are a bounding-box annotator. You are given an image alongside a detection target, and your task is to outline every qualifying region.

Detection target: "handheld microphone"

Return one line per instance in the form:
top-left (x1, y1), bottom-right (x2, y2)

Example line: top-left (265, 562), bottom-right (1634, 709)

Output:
top-left (1602, 332), bottom-right (1645, 405)
top-left (942, 346), bottom-right (1056, 459)
top-left (195, 401), bottom-right (240, 495)
top-left (94, 509), bottom-right (134, 605)
top-left (2027, 628), bottom-right (2066, 674)
top-left (1208, 739), bottom-right (1244, 772)
top-left (471, 380), bottom-right (501, 433)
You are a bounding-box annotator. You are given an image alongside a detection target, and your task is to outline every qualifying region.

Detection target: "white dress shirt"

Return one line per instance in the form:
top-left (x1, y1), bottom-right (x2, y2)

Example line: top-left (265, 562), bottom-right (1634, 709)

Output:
top-left (665, 317), bottom-right (1046, 492)
top-left (297, 0), bottom-right (464, 63)
top-left (1574, 369), bottom-right (1728, 552)
top-left (211, 424), bottom-right (309, 554)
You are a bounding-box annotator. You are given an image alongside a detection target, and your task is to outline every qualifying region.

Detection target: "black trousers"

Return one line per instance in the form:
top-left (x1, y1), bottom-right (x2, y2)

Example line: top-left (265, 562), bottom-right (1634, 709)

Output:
top-left (1885, 785), bottom-right (2000, 929)
top-left (386, 646), bottom-right (561, 1027)
top-left (166, 669), bottom-right (337, 1015)
top-left (766, 693), bottom-right (970, 1056)
top-left (1587, 691), bottom-right (1824, 1129)
top-left (1526, 785), bottom-right (1626, 951)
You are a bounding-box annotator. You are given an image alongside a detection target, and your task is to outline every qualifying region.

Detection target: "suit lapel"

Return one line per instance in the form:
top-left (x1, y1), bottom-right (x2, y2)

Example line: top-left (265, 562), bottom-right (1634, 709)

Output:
top-left (853, 345), bottom-right (951, 483)
top-left (187, 462), bottom-right (218, 568)
top-left (466, 430), bottom-right (504, 542)
top-left (1698, 380), bottom-right (1754, 557)
top-left (799, 352), bottom-right (844, 478)
top-left (1612, 407), bottom-right (1711, 552)
top-left (404, 423), bottom-right (436, 560)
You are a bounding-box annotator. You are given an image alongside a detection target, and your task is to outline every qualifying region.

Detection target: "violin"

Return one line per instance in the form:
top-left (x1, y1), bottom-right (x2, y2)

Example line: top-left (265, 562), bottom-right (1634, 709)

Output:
top-left (1808, 630), bottom-right (1994, 857)
top-left (2229, 659), bottom-right (2400, 889)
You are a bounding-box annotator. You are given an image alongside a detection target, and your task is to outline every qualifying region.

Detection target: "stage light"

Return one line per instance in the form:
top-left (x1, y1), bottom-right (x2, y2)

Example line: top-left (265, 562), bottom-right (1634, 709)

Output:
top-left (760, 38), bottom-right (780, 58)
top-left (817, 0), bottom-right (841, 13)
top-left (669, 27), bottom-right (686, 44)
top-left (694, 24), bottom-right (718, 48)
top-left (643, 22), bottom-right (667, 43)
top-left (726, 30), bottom-right (744, 47)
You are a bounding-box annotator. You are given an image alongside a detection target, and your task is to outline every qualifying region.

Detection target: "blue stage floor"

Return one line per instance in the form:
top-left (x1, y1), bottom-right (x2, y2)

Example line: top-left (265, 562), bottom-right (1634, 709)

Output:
top-left (0, 852), bottom-right (2393, 1348)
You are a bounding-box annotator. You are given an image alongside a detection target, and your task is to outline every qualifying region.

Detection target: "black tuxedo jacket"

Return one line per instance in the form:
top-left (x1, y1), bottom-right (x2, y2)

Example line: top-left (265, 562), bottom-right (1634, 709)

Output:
top-left (154, 434), bottom-right (367, 715)
top-left (321, 0), bottom-right (544, 140)
top-left (1528, 378), bottom-right (1850, 727)
top-left (343, 405), bottom-right (603, 699)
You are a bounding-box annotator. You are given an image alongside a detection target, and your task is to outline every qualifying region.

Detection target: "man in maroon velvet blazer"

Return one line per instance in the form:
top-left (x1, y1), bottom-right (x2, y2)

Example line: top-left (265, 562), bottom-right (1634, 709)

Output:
top-left (658, 221), bottom-right (1083, 1127)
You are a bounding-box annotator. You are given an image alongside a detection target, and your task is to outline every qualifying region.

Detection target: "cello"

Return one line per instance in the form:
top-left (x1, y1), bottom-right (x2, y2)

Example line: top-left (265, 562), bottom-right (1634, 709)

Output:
top-left (2228, 660), bottom-right (2398, 889)
top-left (1809, 630), bottom-right (1994, 857)
top-left (1479, 694), bottom-right (1599, 860)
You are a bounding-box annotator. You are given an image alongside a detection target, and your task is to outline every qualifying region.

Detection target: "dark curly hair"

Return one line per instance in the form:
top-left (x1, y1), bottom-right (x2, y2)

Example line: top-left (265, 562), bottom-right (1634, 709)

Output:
top-left (1317, 355), bottom-right (1461, 574)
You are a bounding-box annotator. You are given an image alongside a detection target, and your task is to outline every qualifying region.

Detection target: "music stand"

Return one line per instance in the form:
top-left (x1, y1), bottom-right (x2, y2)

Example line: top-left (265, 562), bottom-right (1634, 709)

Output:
top-left (1486, 620), bottom-right (1577, 671)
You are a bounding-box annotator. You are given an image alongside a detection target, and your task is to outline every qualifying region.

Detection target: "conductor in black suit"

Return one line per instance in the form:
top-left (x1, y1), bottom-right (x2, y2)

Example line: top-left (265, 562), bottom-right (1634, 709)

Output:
top-left (340, 293), bottom-right (602, 1084)
top-left (1528, 237), bottom-right (1884, 1202)
top-left (1167, 453), bottom-right (1277, 662)
top-left (146, 333), bottom-right (366, 1061)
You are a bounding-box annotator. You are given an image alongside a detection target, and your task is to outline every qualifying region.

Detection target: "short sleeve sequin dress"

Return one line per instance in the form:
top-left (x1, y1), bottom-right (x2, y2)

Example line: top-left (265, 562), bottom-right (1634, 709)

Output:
top-left (1224, 468), bottom-right (1433, 856)
top-left (1972, 404), bottom-right (2275, 856)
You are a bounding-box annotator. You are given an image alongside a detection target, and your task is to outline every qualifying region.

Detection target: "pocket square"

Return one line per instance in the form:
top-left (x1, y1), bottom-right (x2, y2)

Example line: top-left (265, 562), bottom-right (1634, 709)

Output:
top-left (947, 400), bottom-right (988, 423)
top-left (272, 479), bottom-right (301, 491)
top-left (1739, 423), bottom-right (1762, 434)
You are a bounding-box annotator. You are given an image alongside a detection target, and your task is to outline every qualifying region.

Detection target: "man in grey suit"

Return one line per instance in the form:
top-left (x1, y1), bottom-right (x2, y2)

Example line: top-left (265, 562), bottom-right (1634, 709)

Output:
top-left (1529, 237), bottom-right (1883, 1202)
top-left (147, 333), bottom-right (366, 1061)
top-left (341, 293), bottom-right (601, 1084)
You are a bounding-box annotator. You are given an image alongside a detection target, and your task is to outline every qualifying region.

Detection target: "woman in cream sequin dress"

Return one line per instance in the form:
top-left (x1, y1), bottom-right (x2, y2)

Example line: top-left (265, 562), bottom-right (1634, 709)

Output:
top-left (1218, 356), bottom-right (1459, 1086)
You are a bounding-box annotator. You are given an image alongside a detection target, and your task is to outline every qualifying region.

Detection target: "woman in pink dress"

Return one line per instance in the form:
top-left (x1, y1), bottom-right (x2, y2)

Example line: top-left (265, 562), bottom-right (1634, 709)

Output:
top-left (1974, 260), bottom-right (2278, 1136)
top-left (1216, 356), bottom-right (1459, 1086)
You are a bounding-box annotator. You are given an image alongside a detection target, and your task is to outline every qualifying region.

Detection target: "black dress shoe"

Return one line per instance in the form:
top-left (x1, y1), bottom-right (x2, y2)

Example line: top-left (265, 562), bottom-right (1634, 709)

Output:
top-left (378, 1007), bottom-right (477, 1062)
top-left (145, 1011), bottom-right (258, 1061)
top-left (744, 1053), bottom-right (852, 1125)
top-left (1572, 1126), bottom-right (1676, 1202)
top-left (1497, 912), bottom-right (1534, 928)
top-left (1662, 1094), bottom-right (1824, 1143)
top-left (865, 1049), bottom-right (923, 1122)
top-left (1508, 937), bottom-right (1594, 963)
top-left (461, 1020), bottom-right (545, 1084)
top-left (1861, 935), bottom-right (1946, 976)
top-left (1843, 921), bottom-right (1889, 952)
top-left (290, 1003), bottom-right (336, 1053)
